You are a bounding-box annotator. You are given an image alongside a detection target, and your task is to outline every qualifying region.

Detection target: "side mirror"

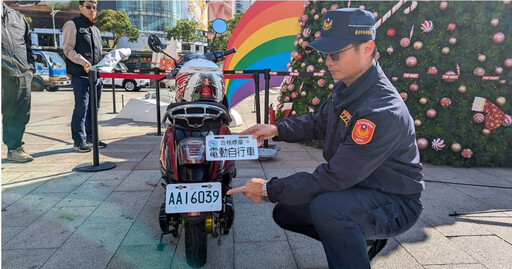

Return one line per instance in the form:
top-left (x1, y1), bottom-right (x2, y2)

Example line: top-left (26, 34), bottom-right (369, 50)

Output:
top-left (148, 35), bottom-right (164, 53)
top-left (212, 18), bottom-right (227, 34)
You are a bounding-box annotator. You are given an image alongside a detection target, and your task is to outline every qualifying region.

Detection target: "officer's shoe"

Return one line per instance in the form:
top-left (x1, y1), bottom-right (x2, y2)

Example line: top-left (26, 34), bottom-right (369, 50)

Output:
top-left (7, 147), bottom-right (34, 163)
top-left (74, 142), bottom-right (92, 152)
top-left (86, 139), bottom-right (107, 149)
top-left (367, 239), bottom-right (388, 261)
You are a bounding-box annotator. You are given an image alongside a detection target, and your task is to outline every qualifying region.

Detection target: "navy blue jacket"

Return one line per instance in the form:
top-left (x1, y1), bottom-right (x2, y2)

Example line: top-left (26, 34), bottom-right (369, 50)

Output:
top-left (268, 62), bottom-right (424, 205)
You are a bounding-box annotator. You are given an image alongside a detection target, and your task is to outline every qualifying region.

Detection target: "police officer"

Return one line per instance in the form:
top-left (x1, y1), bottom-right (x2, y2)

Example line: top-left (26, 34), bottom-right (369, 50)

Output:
top-left (228, 8), bottom-right (424, 268)
top-left (2, 1), bottom-right (35, 163)
top-left (62, 0), bottom-right (106, 152)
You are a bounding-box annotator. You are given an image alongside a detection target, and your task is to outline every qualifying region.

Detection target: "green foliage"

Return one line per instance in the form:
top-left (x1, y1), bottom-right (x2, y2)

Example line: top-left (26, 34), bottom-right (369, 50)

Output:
top-left (278, 1), bottom-right (512, 167)
top-left (207, 13), bottom-right (243, 51)
top-left (96, 9), bottom-right (140, 48)
top-left (165, 19), bottom-right (202, 45)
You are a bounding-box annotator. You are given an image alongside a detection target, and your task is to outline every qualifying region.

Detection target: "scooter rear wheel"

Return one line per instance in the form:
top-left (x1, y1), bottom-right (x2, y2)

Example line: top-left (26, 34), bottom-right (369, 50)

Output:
top-left (185, 220), bottom-right (207, 268)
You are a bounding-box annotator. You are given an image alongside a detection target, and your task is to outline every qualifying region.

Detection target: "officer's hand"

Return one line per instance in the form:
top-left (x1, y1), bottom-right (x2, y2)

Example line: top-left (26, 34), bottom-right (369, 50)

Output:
top-left (241, 124), bottom-right (278, 147)
top-left (227, 178), bottom-right (265, 203)
top-left (83, 62), bottom-right (92, 73)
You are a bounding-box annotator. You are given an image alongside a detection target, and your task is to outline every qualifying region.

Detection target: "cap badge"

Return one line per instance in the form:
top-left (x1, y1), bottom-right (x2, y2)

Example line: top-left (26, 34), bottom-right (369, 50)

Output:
top-left (323, 18), bottom-right (333, 31)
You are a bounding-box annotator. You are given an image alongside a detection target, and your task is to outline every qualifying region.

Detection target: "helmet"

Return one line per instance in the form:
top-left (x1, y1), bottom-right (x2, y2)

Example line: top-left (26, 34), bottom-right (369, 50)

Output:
top-left (175, 58), bottom-right (225, 103)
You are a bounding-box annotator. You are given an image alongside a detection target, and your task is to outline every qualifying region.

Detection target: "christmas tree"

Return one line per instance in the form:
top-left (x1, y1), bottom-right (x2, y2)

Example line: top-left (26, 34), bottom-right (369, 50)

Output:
top-left (277, 0), bottom-right (512, 167)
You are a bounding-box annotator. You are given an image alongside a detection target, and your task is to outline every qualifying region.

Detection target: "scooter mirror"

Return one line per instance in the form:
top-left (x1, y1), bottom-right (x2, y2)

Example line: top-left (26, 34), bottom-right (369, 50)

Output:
top-left (148, 35), bottom-right (163, 53)
top-left (212, 18), bottom-right (227, 34)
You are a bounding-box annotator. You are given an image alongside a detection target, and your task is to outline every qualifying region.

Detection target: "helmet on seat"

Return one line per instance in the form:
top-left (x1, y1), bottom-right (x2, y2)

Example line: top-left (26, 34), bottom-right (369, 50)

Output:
top-left (175, 58), bottom-right (225, 103)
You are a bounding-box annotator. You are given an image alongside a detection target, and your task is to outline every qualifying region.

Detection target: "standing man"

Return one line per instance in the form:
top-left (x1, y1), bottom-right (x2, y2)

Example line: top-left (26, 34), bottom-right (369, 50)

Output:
top-left (2, 1), bottom-right (34, 163)
top-left (62, 0), bottom-right (106, 152)
top-left (228, 8), bottom-right (424, 268)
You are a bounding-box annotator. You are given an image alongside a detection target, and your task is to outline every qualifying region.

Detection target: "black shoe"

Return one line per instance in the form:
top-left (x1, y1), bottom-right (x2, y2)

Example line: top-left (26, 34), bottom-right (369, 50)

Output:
top-left (86, 140), bottom-right (107, 149)
top-left (73, 142), bottom-right (92, 152)
top-left (367, 239), bottom-right (388, 261)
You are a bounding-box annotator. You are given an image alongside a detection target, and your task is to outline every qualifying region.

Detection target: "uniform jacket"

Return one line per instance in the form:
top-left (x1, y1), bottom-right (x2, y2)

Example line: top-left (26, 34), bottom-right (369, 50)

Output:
top-left (1, 3), bottom-right (34, 77)
top-left (268, 62), bottom-right (424, 205)
top-left (63, 14), bottom-right (102, 77)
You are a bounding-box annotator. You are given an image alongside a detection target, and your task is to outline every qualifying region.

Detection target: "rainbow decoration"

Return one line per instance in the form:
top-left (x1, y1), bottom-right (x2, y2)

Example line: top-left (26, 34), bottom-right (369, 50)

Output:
top-left (223, 1), bottom-right (303, 108)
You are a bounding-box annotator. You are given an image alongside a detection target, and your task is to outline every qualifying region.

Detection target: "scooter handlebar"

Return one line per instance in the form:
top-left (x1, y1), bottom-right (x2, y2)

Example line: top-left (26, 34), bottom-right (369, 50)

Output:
top-left (224, 48), bottom-right (236, 56)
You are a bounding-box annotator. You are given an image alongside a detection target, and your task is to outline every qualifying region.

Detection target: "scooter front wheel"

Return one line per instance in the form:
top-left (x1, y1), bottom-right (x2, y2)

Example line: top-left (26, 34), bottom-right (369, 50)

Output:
top-left (185, 220), bottom-right (207, 268)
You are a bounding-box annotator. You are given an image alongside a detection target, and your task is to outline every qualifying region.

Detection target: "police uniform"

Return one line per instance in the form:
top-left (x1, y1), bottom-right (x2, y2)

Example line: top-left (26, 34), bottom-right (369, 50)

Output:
top-left (265, 9), bottom-right (424, 268)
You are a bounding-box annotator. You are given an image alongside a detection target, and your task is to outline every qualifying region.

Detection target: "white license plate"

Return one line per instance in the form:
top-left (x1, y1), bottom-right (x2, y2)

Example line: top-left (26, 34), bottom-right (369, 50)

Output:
top-left (165, 182), bottom-right (222, 214)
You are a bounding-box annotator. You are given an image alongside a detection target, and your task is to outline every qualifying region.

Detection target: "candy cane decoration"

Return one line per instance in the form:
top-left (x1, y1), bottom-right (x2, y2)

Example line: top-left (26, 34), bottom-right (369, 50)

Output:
top-left (409, 25), bottom-right (414, 40)
top-left (347, 0), bottom-right (351, 8)
top-left (404, 1), bottom-right (418, 14)
top-left (375, 0), bottom-right (409, 29)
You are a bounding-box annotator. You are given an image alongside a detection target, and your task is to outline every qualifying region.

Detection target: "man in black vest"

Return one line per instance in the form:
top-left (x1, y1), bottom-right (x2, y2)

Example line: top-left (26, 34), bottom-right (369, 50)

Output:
top-left (62, 0), bottom-right (106, 152)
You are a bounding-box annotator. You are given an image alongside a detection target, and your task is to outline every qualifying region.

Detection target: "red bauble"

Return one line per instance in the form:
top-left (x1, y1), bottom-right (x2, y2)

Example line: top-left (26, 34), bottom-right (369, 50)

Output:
top-left (439, 1), bottom-right (448, 10)
top-left (321, 8), bottom-right (327, 14)
top-left (288, 84), bottom-right (295, 91)
top-left (504, 58), bottom-right (512, 68)
top-left (291, 92), bottom-right (298, 99)
top-left (495, 66), bottom-right (504, 74)
top-left (296, 54), bottom-right (303, 61)
top-left (447, 23), bottom-right (456, 31)
top-left (427, 66), bottom-right (438, 74)
top-left (417, 138), bottom-right (428, 150)
top-left (285, 96), bottom-right (290, 102)
top-left (405, 56), bottom-right (418, 67)
top-left (317, 79), bottom-right (326, 87)
top-left (440, 97), bottom-right (451, 108)
top-left (409, 83), bottom-right (419, 92)
top-left (492, 32), bottom-right (505, 44)
top-left (314, 31), bottom-right (321, 39)
top-left (461, 149), bottom-right (473, 159)
top-left (400, 92), bottom-right (408, 101)
top-left (331, 4), bottom-right (339, 10)
top-left (306, 65), bottom-right (315, 72)
top-left (426, 109), bottom-right (437, 118)
top-left (386, 28), bottom-right (396, 37)
top-left (473, 113), bottom-right (485, 123)
top-left (312, 97), bottom-right (320, 105)
top-left (473, 67), bottom-right (485, 76)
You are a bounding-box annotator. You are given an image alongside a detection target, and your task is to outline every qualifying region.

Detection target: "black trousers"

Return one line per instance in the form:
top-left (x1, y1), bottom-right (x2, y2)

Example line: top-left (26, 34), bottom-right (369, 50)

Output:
top-left (272, 188), bottom-right (423, 268)
top-left (2, 74), bottom-right (31, 151)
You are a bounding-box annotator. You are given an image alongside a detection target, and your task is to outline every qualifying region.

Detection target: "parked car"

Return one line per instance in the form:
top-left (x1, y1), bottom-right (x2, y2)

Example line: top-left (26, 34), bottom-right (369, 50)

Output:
top-left (101, 62), bottom-right (150, 91)
top-left (32, 50), bottom-right (71, 91)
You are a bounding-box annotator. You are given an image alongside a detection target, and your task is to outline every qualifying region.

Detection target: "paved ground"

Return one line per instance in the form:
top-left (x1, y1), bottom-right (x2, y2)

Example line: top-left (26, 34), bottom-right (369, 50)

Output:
top-left (2, 87), bottom-right (512, 268)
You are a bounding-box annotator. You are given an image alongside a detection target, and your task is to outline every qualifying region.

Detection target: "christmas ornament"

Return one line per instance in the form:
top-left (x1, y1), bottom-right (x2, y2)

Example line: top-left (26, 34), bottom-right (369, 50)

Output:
top-left (417, 138), bottom-right (428, 150)
top-left (310, 9), bottom-right (316, 15)
top-left (442, 47), bottom-right (450, 54)
top-left (314, 31), bottom-right (321, 39)
top-left (294, 40), bottom-right (299, 47)
top-left (473, 67), bottom-right (485, 76)
top-left (312, 97), bottom-right (320, 105)
top-left (495, 66), bottom-right (504, 74)
top-left (331, 4), bottom-right (339, 10)
top-left (308, 107), bottom-right (315, 113)
top-left (472, 97), bottom-right (506, 131)
top-left (304, 1), bottom-right (311, 7)
top-left (306, 65), bottom-right (314, 72)
top-left (409, 83), bottom-right (419, 92)
top-left (440, 97), bottom-right (451, 107)
top-left (296, 54), bottom-right (303, 61)
top-left (300, 91), bottom-right (307, 97)
top-left (414, 119), bottom-right (422, 126)
top-left (419, 98), bottom-right (428, 105)
top-left (387, 46), bottom-right (394, 55)
top-left (386, 28), bottom-right (396, 37)
top-left (496, 97), bottom-right (506, 106)
top-left (318, 58), bottom-right (324, 64)
top-left (301, 15), bottom-right (309, 23)
top-left (439, 1), bottom-right (448, 10)
top-left (492, 32), bottom-right (505, 44)
top-left (432, 138), bottom-right (446, 151)
top-left (288, 84), bottom-right (295, 91)
top-left (458, 85), bottom-right (467, 93)
top-left (373, 12), bottom-right (379, 18)
top-left (409, 25), bottom-right (415, 40)
top-left (404, 1), bottom-right (418, 14)
top-left (473, 113), bottom-right (485, 123)
top-left (375, 0), bottom-right (410, 29)
top-left (277, 96), bottom-right (281, 102)
top-left (285, 96), bottom-right (290, 102)
top-left (456, 64), bottom-right (461, 75)
top-left (392, 77), bottom-right (399, 82)
top-left (298, 38), bottom-right (304, 45)
top-left (446, 23), bottom-right (456, 31)
top-left (482, 129), bottom-right (491, 136)
top-left (301, 63), bottom-right (306, 68)
top-left (503, 114), bottom-right (512, 126)
top-left (491, 18), bottom-right (499, 27)
top-left (314, 14), bottom-right (319, 20)
top-left (291, 92), bottom-right (298, 99)
top-left (291, 111), bottom-right (297, 116)
top-left (285, 76), bottom-right (293, 84)
top-left (317, 79), bottom-right (326, 87)
top-left (426, 109), bottom-right (437, 118)
top-left (400, 38), bottom-right (411, 47)
top-left (301, 41), bottom-right (309, 49)
top-left (461, 149), bottom-right (473, 159)
top-left (427, 66), bottom-right (438, 74)
top-left (413, 41), bottom-right (423, 50)
top-left (499, 80), bottom-right (507, 85)
top-left (503, 58), bottom-right (512, 68)
top-left (321, 8), bottom-right (327, 14)
top-left (451, 143), bottom-right (462, 152)
top-left (478, 54), bottom-right (487, 62)
top-left (280, 87), bottom-right (287, 94)
top-left (303, 28), bottom-right (312, 37)
top-left (449, 37), bottom-right (457, 45)
top-left (400, 92), bottom-right (408, 101)
top-left (406, 56), bottom-right (418, 67)
top-left (443, 71), bottom-right (457, 82)
top-left (328, 84), bottom-right (334, 90)
top-left (421, 20), bottom-right (434, 32)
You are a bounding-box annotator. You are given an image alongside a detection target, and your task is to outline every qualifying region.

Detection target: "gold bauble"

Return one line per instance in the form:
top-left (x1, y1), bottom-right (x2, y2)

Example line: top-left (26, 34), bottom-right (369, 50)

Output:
top-left (318, 58), bottom-right (324, 64)
top-left (301, 63), bottom-right (306, 68)
top-left (413, 41), bottom-right (423, 50)
top-left (496, 97), bottom-right (506, 106)
top-left (458, 85), bottom-right (467, 93)
top-left (482, 129), bottom-right (491, 136)
top-left (451, 143), bottom-right (462, 152)
top-left (419, 98), bottom-right (428, 105)
top-left (414, 119), bottom-right (422, 126)
top-left (328, 84), bottom-right (334, 90)
top-left (442, 47), bottom-right (450, 54)
top-left (478, 54), bottom-right (487, 62)
top-left (491, 18), bottom-right (499, 27)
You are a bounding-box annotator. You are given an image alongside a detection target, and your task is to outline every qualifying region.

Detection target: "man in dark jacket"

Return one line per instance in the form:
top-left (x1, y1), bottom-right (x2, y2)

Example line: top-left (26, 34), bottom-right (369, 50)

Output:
top-left (62, 0), bottom-right (106, 152)
top-left (228, 8), bottom-right (424, 268)
top-left (1, 2), bottom-right (34, 163)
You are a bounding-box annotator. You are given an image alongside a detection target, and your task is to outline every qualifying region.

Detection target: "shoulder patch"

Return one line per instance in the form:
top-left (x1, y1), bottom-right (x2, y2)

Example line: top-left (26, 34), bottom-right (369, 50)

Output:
top-left (351, 119), bottom-right (376, 145)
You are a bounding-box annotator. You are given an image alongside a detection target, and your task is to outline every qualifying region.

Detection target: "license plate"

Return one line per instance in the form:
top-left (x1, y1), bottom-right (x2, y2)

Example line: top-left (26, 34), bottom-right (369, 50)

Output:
top-left (165, 182), bottom-right (222, 214)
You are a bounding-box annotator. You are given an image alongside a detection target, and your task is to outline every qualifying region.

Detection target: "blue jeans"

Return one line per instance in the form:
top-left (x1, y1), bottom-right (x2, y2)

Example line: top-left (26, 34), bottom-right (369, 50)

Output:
top-left (273, 188), bottom-right (423, 268)
top-left (71, 76), bottom-right (102, 145)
